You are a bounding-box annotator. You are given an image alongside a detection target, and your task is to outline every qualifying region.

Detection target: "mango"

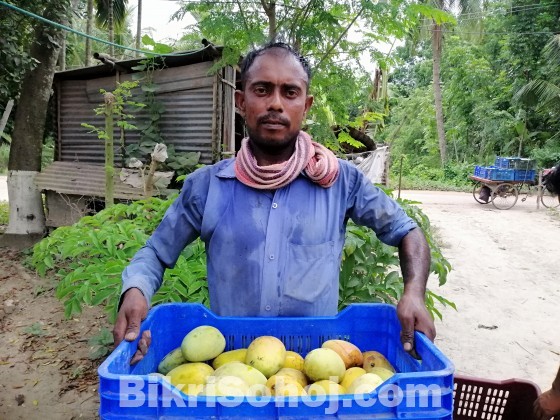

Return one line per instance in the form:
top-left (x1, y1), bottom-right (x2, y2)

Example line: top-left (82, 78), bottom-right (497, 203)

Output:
top-left (283, 351), bottom-right (305, 371)
top-left (212, 349), bottom-right (248, 370)
top-left (347, 373), bottom-right (384, 395)
top-left (367, 366), bottom-right (395, 382)
top-left (266, 375), bottom-right (307, 397)
top-left (157, 347), bottom-right (187, 375)
top-left (181, 325), bottom-right (226, 362)
top-left (213, 361), bottom-right (267, 387)
top-left (167, 362), bottom-right (214, 395)
top-left (306, 380), bottom-right (346, 396)
top-left (202, 375), bottom-right (249, 397)
top-left (245, 336), bottom-right (286, 378)
top-left (362, 351), bottom-right (395, 373)
top-left (274, 367), bottom-right (308, 388)
top-left (321, 340), bottom-right (363, 369)
top-left (340, 366), bottom-right (367, 390)
top-left (303, 348), bottom-right (346, 383)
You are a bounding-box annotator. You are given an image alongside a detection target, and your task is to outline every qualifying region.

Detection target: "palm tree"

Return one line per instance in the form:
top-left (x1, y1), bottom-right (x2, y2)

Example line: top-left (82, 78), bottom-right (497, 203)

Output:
top-left (430, 0), bottom-right (481, 165)
top-left (94, 0), bottom-right (128, 57)
top-left (135, 0), bottom-right (142, 55)
top-left (514, 35), bottom-right (560, 141)
top-left (85, 0), bottom-right (94, 65)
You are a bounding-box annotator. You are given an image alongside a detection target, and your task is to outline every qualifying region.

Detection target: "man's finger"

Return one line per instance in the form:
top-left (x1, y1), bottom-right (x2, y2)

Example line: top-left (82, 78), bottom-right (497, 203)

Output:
top-left (113, 312), bottom-right (128, 347)
top-left (130, 349), bottom-right (144, 365)
top-left (124, 312), bottom-right (142, 341)
top-left (400, 327), bottom-right (414, 352)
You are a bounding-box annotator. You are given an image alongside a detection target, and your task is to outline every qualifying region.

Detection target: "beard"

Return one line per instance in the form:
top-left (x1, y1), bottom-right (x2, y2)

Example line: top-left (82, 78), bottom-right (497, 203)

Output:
top-left (246, 113), bottom-right (300, 156)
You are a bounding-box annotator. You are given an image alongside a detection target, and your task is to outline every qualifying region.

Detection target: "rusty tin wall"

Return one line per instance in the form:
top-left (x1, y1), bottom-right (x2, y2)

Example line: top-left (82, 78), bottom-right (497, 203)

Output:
top-left (56, 60), bottom-right (232, 166)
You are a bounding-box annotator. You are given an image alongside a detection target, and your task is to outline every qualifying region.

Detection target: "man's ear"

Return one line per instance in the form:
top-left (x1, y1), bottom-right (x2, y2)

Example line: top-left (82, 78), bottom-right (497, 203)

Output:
top-left (304, 94), bottom-right (314, 116)
top-left (235, 90), bottom-right (246, 118)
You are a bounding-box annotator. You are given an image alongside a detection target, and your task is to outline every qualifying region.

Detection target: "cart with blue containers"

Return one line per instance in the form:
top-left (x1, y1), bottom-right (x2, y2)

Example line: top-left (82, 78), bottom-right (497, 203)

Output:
top-left (99, 303), bottom-right (455, 419)
top-left (470, 156), bottom-right (537, 209)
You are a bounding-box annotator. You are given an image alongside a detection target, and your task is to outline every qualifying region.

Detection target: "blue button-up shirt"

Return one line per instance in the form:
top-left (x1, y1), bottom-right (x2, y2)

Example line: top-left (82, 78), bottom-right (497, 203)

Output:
top-left (122, 158), bottom-right (417, 317)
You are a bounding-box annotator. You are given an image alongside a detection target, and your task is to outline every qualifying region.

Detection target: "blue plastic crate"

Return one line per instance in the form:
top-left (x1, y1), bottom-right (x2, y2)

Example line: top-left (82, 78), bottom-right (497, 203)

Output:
top-left (474, 165), bottom-right (484, 177)
top-left (488, 168), bottom-right (515, 181)
top-left (98, 303), bottom-right (454, 419)
top-left (514, 169), bottom-right (536, 182)
top-left (494, 157), bottom-right (518, 169)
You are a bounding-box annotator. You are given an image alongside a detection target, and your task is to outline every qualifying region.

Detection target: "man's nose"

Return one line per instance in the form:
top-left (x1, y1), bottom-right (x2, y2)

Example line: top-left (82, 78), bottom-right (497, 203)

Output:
top-left (267, 89), bottom-right (283, 112)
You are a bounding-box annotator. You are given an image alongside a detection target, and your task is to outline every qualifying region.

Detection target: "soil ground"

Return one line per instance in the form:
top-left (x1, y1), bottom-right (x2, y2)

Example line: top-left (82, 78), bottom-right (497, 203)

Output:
top-left (0, 177), bottom-right (559, 418)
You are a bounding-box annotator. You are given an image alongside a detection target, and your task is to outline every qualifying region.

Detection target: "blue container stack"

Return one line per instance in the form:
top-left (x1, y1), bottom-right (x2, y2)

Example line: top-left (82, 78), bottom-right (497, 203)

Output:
top-left (474, 157), bottom-right (536, 182)
top-left (98, 303), bottom-right (455, 419)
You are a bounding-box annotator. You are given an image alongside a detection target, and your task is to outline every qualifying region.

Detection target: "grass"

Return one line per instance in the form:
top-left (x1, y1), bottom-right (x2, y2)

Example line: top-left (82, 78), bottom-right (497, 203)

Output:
top-left (0, 144), bottom-right (8, 174)
top-left (0, 201), bottom-right (8, 225)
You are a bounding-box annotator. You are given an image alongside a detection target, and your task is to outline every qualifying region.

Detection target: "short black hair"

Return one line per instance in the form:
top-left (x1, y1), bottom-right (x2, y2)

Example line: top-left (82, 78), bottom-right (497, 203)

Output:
top-left (239, 42), bottom-right (312, 90)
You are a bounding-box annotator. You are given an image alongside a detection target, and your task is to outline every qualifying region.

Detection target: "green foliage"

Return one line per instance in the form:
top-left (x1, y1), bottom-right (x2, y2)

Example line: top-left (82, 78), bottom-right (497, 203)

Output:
top-left (88, 328), bottom-right (114, 360)
top-left (0, 201), bottom-right (8, 226)
top-left (0, 144), bottom-right (9, 174)
top-left (81, 80), bottom-right (144, 141)
top-left (30, 196), bottom-right (209, 323)
top-left (339, 191), bottom-right (454, 320)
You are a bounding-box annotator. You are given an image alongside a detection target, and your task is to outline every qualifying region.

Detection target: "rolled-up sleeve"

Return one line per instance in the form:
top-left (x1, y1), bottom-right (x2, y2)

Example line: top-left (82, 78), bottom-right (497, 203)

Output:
top-left (346, 167), bottom-right (417, 247)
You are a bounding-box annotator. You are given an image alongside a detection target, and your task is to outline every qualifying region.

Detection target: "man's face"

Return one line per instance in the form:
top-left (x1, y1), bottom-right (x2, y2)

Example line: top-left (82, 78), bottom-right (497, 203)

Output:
top-left (235, 49), bottom-right (314, 154)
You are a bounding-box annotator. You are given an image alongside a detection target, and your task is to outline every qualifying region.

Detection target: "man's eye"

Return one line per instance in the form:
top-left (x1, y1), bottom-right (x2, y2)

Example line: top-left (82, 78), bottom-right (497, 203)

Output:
top-left (254, 87), bottom-right (267, 95)
top-left (286, 89), bottom-right (299, 98)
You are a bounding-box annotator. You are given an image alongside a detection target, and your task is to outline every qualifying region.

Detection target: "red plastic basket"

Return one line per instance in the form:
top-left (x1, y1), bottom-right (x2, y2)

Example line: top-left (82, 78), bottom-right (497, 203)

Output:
top-left (453, 374), bottom-right (541, 420)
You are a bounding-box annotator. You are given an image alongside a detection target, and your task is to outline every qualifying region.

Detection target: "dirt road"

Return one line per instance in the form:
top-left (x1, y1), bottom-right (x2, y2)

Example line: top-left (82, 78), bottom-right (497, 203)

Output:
top-left (400, 190), bottom-right (560, 392)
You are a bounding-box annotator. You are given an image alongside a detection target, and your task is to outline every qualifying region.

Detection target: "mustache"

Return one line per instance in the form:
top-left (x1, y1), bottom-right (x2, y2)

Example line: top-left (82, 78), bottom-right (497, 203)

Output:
top-left (257, 114), bottom-right (289, 126)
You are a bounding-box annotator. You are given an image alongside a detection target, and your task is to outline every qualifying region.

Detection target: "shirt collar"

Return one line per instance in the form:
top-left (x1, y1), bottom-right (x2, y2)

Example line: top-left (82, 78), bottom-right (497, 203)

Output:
top-left (216, 158), bottom-right (237, 178)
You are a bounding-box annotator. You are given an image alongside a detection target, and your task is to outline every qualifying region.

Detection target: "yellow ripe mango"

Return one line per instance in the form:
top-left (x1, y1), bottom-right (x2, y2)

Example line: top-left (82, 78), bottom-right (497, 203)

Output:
top-left (245, 336), bottom-right (286, 378)
top-left (283, 351), bottom-right (305, 371)
top-left (167, 362), bottom-right (214, 394)
top-left (340, 367), bottom-right (367, 390)
top-left (306, 380), bottom-right (346, 396)
top-left (212, 349), bottom-right (248, 370)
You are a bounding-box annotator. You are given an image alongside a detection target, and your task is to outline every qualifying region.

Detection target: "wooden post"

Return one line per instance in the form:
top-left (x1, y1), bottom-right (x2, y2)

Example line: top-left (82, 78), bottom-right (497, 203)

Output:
top-left (104, 92), bottom-right (115, 208)
top-left (0, 99), bottom-right (14, 140)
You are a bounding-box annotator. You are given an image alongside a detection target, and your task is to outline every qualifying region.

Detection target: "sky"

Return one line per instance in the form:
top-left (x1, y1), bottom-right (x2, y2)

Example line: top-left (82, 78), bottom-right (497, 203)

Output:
top-left (129, 0), bottom-right (192, 43)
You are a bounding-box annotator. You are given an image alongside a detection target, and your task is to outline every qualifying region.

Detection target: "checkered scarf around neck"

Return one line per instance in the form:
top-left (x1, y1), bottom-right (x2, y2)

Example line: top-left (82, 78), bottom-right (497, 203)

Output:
top-left (234, 131), bottom-right (340, 190)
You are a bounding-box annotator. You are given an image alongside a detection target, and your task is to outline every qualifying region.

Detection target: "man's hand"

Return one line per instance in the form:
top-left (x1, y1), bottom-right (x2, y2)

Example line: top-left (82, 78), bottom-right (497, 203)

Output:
top-left (533, 388), bottom-right (560, 420)
top-left (397, 291), bottom-right (436, 355)
top-left (113, 287), bottom-right (150, 365)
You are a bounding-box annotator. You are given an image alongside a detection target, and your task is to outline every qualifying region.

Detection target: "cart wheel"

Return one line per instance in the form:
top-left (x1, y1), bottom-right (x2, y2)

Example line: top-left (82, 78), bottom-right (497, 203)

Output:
top-left (541, 188), bottom-right (560, 208)
top-left (472, 182), bottom-right (491, 204)
top-left (491, 183), bottom-right (518, 210)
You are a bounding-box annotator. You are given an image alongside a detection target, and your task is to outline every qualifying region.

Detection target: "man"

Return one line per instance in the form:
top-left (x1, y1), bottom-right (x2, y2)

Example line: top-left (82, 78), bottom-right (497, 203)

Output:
top-left (113, 43), bottom-right (435, 364)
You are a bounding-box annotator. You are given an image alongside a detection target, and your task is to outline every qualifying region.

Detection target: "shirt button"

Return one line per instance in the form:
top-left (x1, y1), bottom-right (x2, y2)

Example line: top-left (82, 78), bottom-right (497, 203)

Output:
top-left (269, 254), bottom-right (274, 260)
top-left (265, 305), bottom-right (271, 311)
top-left (272, 203), bottom-right (278, 209)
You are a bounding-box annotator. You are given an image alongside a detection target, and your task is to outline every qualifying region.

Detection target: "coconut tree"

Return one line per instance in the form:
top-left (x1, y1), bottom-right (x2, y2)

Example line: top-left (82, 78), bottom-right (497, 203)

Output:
top-left (429, 0), bottom-right (481, 165)
top-left (94, 0), bottom-right (128, 57)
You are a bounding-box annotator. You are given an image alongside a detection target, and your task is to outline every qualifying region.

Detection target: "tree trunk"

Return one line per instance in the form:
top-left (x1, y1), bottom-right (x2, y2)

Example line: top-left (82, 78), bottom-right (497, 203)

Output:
top-left (432, 22), bottom-right (447, 165)
top-left (261, 1), bottom-right (277, 41)
top-left (108, 0), bottom-right (114, 57)
top-left (135, 0), bottom-right (142, 56)
top-left (6, 2), bottom-right (69, 236)
top-left (85, 0), bottom-right (94, 66)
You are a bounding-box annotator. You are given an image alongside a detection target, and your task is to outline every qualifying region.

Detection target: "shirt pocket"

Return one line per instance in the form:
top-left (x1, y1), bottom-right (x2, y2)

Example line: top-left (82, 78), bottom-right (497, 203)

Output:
top-left (282, 241), bottom-right (337, 304)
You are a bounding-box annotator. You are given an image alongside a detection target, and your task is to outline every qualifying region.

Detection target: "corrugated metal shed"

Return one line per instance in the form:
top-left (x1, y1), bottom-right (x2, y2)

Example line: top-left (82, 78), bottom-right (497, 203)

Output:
top-left (35, 161), bottom-right (175, 200)
top-left (39, 47), bottom-right (238, 227)
top-left (53, 47), bottom-right (236, 166)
